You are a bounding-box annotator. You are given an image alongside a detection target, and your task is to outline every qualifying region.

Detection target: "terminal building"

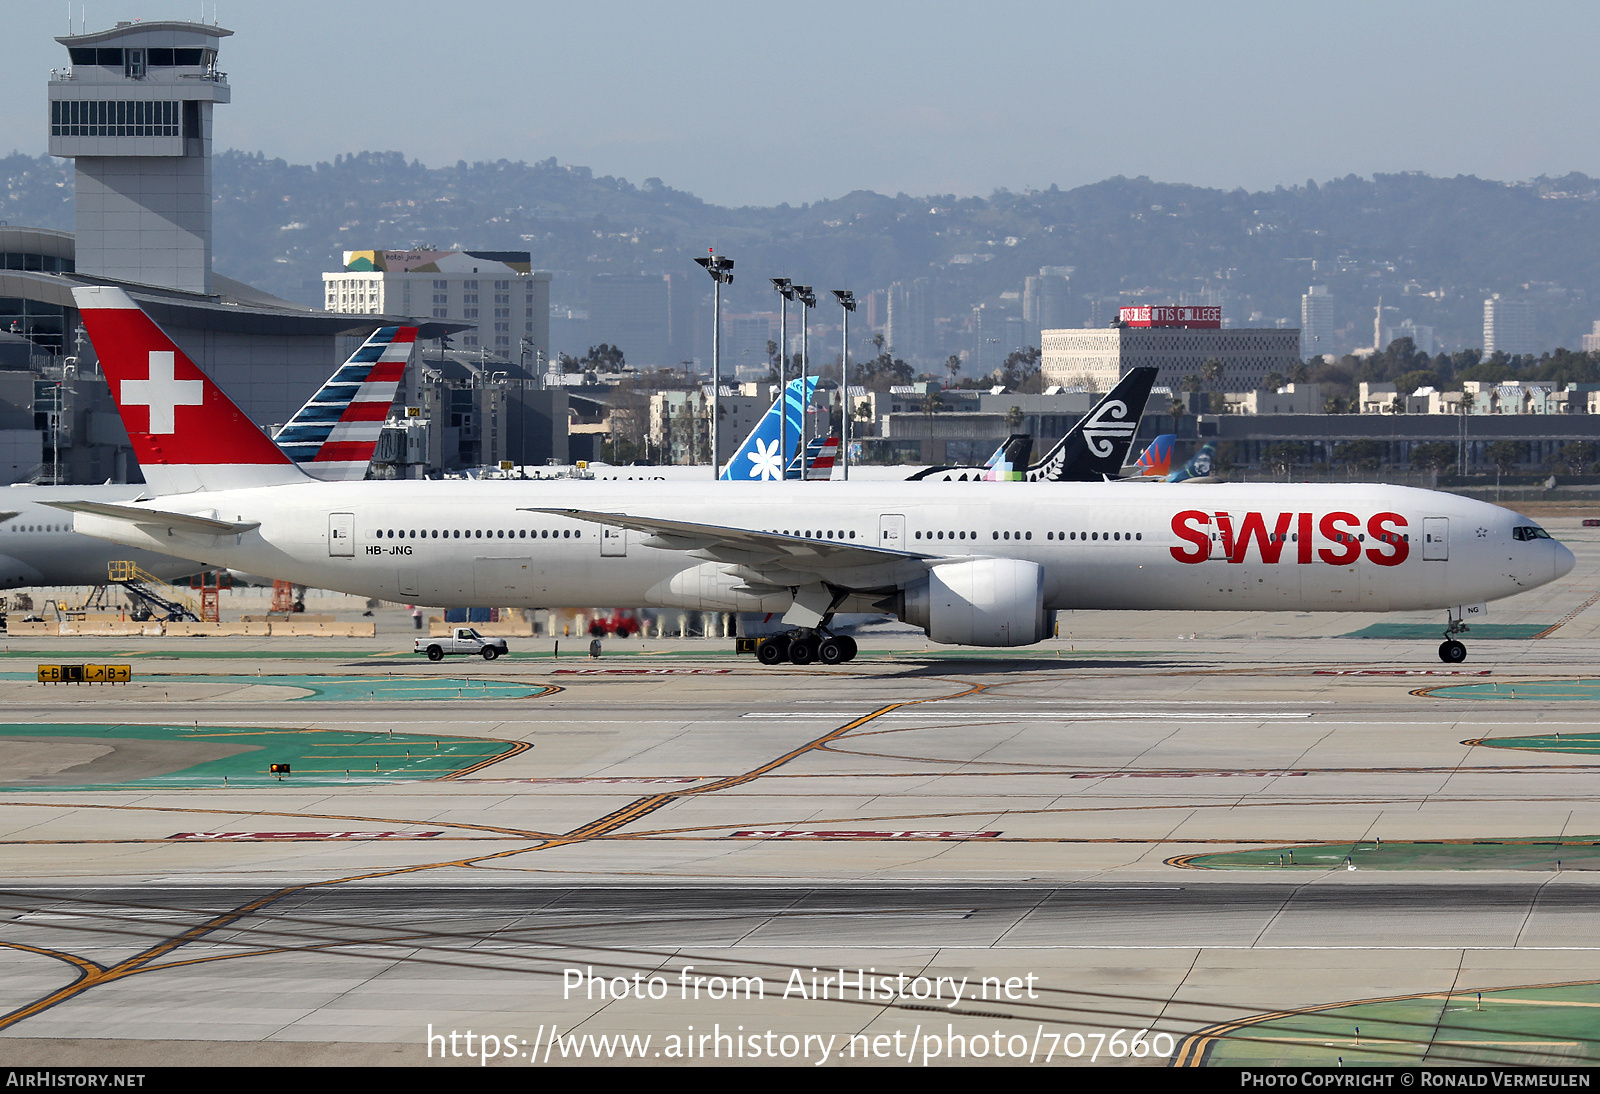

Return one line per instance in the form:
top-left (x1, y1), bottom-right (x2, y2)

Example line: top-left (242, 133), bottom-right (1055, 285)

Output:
top-left (0, 20), bottom-right (463, 484)
top-left (1041, 306), bottom-right (1302, 392)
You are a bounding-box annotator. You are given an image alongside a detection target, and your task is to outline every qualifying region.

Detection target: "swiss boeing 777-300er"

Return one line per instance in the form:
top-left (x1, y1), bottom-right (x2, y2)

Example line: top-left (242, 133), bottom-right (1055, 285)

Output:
top-left (0, 323), bottom-right (415, 589)
top-left (54, 285), bottom-right (1574, 665)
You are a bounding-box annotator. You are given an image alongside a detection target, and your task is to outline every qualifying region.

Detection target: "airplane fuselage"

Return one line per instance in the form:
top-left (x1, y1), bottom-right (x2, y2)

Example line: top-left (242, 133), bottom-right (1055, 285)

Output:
top-left (1, 485), bottom-right (211, 590)
top-left (64, 480), bottom-right (1571, 625)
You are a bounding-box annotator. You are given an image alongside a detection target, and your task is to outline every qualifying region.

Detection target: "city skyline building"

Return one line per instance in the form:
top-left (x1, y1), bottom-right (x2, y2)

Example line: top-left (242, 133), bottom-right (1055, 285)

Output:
top-left (1484, 294), bottom-right (1537, 356)
top-left (1300, 285), bottom-right (1334, 360)
top-left (1042, 307), bottom-right (1300, 392)
top-left (325, 249), bottom-right (549, 364)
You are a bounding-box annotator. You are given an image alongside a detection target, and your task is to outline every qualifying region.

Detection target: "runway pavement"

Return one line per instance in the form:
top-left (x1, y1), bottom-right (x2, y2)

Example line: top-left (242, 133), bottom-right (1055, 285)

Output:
top-left (2, 518), bottom-right (1599, 1067)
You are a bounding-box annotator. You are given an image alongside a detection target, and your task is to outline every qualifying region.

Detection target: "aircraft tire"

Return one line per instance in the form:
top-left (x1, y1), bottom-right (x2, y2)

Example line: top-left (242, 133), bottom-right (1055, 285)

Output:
top-left (481, 646), bottom-right (499, 661)
top-left (788, 638), bottom-right (818, 666)
top-left (426, 646), bottom-right (444, 662)
top-left (817, 637), bottom-right (846, 665)
top-left (756, 637), bottom-right (789, 665)
top-left (838, 636), bottom-right (858, 662)
top-left (1439, 639), bottom-right (1467, 664)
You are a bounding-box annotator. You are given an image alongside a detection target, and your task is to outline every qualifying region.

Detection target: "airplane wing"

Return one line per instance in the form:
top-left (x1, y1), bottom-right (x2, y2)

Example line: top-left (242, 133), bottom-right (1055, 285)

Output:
top-left (42, 500), bottom-right (261, 537)
top-left (0, 511), bottom-right (18, 525)
top-left (521, 506), bottom-right (933, 570)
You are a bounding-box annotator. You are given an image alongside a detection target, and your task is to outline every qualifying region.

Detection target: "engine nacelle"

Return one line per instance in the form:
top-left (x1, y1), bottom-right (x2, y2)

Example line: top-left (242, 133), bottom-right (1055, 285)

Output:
top-left (902, 558), bottom-right (1050, 647)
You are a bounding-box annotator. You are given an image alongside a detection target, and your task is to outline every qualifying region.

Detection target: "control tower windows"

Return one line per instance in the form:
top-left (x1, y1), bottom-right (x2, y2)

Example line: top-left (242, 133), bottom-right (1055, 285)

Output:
top-left (51, 100), bottom-right (180, 138)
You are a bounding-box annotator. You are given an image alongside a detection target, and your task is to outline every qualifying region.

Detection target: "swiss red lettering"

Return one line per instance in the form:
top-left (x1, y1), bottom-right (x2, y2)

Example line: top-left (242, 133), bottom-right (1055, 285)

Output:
top-left (1230, 512), bottom-right (1294, 563)
top-left (1170, 510), bottom-right (1211, 563)
top-left (1297, 512), bottom-right (1313, 564)
top-left (1318, 512), bottom-right (1361, 565)
top-left (1366, 512), bottom-right (1410, 566)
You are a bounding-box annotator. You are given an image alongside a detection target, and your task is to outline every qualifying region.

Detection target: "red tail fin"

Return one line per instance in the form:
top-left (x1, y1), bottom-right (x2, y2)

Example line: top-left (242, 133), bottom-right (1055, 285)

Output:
top-left (72, 285), bottom-right (308, 494)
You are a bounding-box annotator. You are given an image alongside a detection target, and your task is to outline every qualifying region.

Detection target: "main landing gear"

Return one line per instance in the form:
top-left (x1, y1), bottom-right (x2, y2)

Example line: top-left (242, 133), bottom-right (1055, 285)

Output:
top-left (754, 630), bottom-right (859, 666)
top-left (1438, 614), bottom-right (1469, 663)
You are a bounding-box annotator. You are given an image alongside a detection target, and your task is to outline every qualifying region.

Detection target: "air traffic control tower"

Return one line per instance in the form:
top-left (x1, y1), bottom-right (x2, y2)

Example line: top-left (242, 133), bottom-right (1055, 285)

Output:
top-left (48, 21), bottom-right (230, 295)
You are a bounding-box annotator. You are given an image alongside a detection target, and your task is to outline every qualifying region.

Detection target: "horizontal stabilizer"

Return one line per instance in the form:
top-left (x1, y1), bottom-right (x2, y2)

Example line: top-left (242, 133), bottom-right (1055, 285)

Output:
top-left (43, 500), bottom-right (261, 537)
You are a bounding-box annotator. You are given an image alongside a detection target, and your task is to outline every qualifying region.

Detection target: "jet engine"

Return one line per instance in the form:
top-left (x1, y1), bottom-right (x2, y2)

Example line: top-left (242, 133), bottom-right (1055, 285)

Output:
top-left (901, 558), bottom-right (1050, 647)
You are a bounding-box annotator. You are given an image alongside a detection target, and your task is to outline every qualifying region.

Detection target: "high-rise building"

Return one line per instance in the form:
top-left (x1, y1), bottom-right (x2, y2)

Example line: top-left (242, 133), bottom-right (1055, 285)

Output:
top-left (1300, 285), bottom-right (1335, 360)
top-left (1023, 272), bottom-right (1070, 344)
top-left (886, 279), bottom-right (933, 363)
top-left (325, 250), bottom-right (549, 364)
top-left (1381, 319), bottom-right (1435, 356)
top-left (589, 273), bottom-right (669, 367)
top-left (1484, 295), bottom-right (1537, 356)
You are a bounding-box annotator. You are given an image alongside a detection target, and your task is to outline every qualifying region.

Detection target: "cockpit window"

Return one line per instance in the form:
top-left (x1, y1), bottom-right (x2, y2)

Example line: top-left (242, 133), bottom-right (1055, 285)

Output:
top-left (1512, 526), bottom-right (1553, 541)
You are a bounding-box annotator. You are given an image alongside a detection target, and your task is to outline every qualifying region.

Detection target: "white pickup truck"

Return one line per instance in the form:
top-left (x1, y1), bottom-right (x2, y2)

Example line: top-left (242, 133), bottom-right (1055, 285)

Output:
top-left (416, 627), bottom-right (510, 661)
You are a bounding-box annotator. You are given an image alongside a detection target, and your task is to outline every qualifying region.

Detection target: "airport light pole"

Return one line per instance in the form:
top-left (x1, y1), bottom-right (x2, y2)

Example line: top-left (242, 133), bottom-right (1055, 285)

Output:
top-left (831, 290), bottom-right (856, 481)
top-left (771, 278), bottom-right (795, 481)
top-left (793, 285), bottom-right (817, 480)
top-left (695, 250), bottom-right (734, 478)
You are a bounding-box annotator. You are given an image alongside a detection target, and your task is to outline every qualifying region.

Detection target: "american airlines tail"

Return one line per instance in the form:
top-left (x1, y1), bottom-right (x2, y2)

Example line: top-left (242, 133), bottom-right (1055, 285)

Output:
top-left (72, 285), bottom-right (312, 495)
top-left (274, 326), bottom-right (416, 480)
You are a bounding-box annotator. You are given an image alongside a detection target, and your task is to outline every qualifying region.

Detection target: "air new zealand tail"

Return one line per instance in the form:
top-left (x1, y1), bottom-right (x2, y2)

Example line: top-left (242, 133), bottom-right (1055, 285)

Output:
top-left (1025, 366), bottom-right (1158, 482)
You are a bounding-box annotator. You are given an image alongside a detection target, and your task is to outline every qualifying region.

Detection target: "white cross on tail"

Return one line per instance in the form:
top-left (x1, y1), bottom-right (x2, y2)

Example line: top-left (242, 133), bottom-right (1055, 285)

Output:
top-left (121, 350), bottom-right (204, 434)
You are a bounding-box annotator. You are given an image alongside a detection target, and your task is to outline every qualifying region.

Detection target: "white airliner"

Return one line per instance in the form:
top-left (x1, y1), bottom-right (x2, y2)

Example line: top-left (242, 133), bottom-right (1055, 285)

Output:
top-left (0, 323), bottom-right (415, 589)
top-left (52, 285), bottom-right (1575, 665)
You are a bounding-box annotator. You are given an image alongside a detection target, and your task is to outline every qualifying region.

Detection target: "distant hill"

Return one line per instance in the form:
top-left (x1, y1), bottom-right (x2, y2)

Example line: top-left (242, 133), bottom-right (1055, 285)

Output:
top-left (4, 150), bottom-right (1600, 354)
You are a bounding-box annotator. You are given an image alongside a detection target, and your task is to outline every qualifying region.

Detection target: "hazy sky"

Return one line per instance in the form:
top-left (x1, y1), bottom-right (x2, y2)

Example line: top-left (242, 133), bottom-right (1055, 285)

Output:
top-left (8, 1), bottom-right (1600, 207)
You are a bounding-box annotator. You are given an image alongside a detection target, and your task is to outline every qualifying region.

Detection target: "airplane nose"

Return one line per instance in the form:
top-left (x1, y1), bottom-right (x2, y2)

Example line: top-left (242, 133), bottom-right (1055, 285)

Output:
top-left (1555, 540), bottom-right (1576, 581)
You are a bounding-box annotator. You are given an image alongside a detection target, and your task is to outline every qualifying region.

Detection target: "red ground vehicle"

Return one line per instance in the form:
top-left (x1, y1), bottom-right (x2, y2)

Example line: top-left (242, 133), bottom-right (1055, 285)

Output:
top-left (588, 610), bottom-right (641, 638)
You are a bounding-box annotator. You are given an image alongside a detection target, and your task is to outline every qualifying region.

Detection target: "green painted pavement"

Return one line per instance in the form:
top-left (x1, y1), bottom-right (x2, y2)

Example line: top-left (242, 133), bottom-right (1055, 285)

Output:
top-left (1341, 623), bottom-right (1549, 639)
top-left (1430, 679), bottom-right (1600, 702)
top-left (2, 671), bottom-right (551, 702)
top-left (0, 722), bottom-right (519, 790)
top-left (1198, 982), bottom-right (1600, 1067)
top-left (1465, 730), bottom-right (1600, 755)
top-left (1179, 839), bottom-right (1600, 871)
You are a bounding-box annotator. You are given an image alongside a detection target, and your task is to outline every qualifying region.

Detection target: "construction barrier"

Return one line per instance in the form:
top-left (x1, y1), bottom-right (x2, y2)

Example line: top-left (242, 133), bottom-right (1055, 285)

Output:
top-left (269, 621), bottom-right (377, 637)
top-left (164, 621), bottom-right (272, 637)
top-left (57, 622), bottom-right (151, 637)
top-left (8, 621), bottom-right (372, 638)
top-left (38, 664), bottom-right (132, 684)
top-left (428, 619), bottom-right (532, 637)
